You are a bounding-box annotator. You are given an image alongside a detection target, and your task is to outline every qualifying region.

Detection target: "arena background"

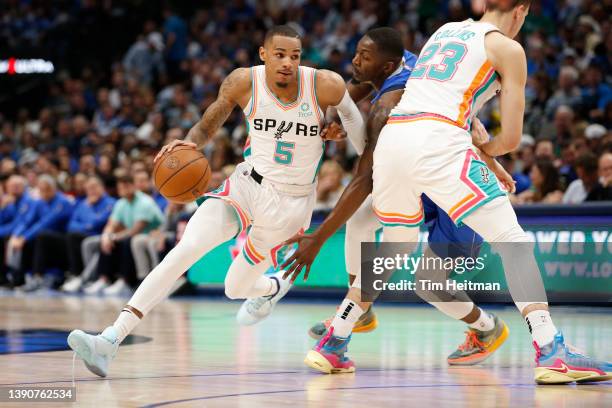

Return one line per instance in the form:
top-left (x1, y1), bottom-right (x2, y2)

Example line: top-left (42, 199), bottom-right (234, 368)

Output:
top-left (1, 0), bottom-right (611, 299)
top-left (1, 1), bottom-right (611, 406)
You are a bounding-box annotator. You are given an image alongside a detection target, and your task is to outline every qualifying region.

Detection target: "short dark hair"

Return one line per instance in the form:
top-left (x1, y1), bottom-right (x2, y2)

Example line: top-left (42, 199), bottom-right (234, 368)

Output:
top-left (115, 170), bottom-right (133, 184)
top-left (485, 0), bottom-right (532, 12)
top-left (364, 27), bottom-right (404, 60)
top-left (575, 153), bottom-right (598, 174)
top-left (264, 25), bottom-right (301, 44)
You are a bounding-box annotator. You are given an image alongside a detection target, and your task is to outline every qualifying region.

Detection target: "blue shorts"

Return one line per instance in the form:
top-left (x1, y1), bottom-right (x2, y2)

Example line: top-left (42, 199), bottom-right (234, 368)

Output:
top-left (422, 195), bottom-right (483, 259)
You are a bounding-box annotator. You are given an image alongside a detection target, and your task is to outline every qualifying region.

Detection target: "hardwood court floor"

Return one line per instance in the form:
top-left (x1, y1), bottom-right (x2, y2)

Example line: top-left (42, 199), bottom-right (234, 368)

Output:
top-left (0, 294), bottom-right (611, 407)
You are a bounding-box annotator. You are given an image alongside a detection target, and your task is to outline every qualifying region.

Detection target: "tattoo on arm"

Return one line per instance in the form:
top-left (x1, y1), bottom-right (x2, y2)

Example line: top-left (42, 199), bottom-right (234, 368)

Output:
top-left (186, 70), bottom-right (243, 148)
top-left (365, 101), bottom-right (392, 149)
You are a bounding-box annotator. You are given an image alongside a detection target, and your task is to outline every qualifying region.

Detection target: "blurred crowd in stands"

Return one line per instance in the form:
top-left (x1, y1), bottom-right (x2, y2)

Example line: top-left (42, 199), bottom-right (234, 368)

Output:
top-left (0, 0), bottom-right (610, 294)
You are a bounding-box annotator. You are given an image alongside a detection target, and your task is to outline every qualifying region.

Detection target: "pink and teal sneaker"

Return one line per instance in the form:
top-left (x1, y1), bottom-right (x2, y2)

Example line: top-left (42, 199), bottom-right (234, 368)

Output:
top-left (304, 327), bottom-right (355, 374)
top-left (534, 332), bottom-right (612, 384)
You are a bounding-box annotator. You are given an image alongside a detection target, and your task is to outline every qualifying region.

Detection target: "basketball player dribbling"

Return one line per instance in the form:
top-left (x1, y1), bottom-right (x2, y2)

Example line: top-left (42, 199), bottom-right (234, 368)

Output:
top-left (285, 2), bottom-right (612, 384)
top-left (67, 25), bottom-right (364, 378)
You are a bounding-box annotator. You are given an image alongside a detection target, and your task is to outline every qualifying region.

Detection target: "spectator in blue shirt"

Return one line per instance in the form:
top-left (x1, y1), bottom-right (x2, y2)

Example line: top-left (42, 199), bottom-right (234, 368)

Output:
top-left (0, 175), bottom-right (35, 287)
top-left (10, 175), bottom-right (74, 291)
top-left (61, 176), bottom-right (116, 292)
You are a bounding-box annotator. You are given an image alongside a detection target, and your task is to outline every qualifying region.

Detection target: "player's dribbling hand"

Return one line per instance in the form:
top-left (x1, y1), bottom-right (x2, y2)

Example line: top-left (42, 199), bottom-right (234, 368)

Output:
top-left (154, 140), bottom-right (197, 163)
top-left (320, 122), bottom-right (346, 141)
top-left (280, 232), bottom-right (324, 283)
top-left (471, 118), bottom-right (489, 147)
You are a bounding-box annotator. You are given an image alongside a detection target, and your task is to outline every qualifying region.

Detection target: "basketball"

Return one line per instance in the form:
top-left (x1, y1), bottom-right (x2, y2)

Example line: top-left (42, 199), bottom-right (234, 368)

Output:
top-left (153, 147), bottom-right (211, 204)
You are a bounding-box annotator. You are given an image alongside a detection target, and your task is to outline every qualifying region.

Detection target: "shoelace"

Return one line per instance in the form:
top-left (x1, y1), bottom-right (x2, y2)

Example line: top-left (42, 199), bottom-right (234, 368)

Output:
top-left (458, 331), bottom-right (485, 352)
top-left (565, 343), bottom-right (587, 357)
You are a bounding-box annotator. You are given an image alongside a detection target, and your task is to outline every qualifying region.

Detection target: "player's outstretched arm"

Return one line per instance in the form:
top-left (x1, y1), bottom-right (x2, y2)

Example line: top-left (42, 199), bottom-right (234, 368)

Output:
top-left (316, 69), bottom-right (366, 154)
top-left (155, 68), bottom-right (250, 161)
top-left (477, 33), bottom-right (527, 157)
top-left (282, 89), bottom-right (402, 282)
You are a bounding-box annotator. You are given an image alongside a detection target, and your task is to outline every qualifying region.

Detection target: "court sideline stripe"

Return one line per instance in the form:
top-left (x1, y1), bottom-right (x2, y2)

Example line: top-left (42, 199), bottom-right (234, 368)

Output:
top-left (140, 383), bottom-right (539, 407)
top-left (0, 366), bottom-right (528, 387)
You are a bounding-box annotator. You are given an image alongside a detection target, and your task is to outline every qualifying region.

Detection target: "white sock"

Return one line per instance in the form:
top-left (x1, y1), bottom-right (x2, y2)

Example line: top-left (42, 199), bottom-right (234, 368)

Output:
top-left (468, 308), bottom-right (495, 332)
top-left (113, 309), bottom-right (141, 343)
top-left (525, 309), bottom-right (557, 347)
top-left (330, 298), bottom-right (363, 338)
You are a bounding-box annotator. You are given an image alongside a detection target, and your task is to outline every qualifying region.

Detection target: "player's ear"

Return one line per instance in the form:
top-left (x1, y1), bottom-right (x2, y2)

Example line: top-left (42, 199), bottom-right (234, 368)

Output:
top-left (259, 46), bottom-right (266, 63)
top-left (383, 61), bottom-right (395, 76)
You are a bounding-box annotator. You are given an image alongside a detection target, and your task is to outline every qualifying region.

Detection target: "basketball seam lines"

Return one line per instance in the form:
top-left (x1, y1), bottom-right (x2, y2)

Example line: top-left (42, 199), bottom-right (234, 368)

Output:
top-left (153, 147), bottom-right (195, 183)
top-left (165, 164), bottom-right (211, 198)
top-left (157, 156), bottom-right (207, 192)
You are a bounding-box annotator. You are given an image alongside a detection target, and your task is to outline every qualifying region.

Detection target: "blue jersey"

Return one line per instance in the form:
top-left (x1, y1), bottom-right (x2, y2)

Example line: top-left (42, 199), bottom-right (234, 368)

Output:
top-left (372, 50), bottom-right (417, 103)
top-left (374, 50), bottom-right (483, 258)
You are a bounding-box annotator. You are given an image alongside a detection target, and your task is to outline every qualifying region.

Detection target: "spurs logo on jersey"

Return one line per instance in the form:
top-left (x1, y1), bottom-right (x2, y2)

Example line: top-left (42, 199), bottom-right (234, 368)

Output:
top-left (243, 65), bottom-right (325, 185)
top-left (480, 166), bottom-right (490, 184)
top-left (392, 20), bottom-right (502, 131)
top-left (250, 119), bottom-right (320, 139)
top-left (273, 121), bottom-right (292, 139)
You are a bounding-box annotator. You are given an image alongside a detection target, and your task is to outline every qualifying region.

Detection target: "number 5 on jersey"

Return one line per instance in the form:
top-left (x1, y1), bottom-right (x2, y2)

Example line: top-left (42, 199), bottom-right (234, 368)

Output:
top-left (274, 140), bottom-right (295, 165)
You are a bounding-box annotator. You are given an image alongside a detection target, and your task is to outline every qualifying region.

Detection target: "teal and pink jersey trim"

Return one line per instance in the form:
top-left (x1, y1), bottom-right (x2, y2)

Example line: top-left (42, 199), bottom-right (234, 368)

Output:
top-left (202, 179), bottom-right (251, 236)
top-left (242, 234), bottom-right (265, 265)
top-left (373, 201), bottom-right (424, 228)
top-left (269, 227), bottom-right (305, 270)
top-left (387, 112), bottom-right (465, 129)
top-left (448, 149), bottom-right (506, 226)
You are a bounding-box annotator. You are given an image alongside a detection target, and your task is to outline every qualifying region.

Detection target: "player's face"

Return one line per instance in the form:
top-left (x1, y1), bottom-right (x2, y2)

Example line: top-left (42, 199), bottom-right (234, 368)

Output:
top-left (260, 36), bottom-right (301, 89)
top-left (352, 37), bottom-right (387, 83)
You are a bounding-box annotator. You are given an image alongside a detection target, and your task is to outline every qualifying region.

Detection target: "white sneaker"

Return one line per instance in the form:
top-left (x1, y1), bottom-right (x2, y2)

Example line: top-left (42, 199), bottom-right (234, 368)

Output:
top-left (61, 276), bottom-right (83, 293)
top-left (236, 271), bottom-right (292, 325)
top-left (14, 275), bottom-right (44, 293)
top-left (102, 279), bottom-right (131, 296)
top-left (83, 278), bottom-right (109, 295)
top-left (67, 326), bottom-right (119, 377)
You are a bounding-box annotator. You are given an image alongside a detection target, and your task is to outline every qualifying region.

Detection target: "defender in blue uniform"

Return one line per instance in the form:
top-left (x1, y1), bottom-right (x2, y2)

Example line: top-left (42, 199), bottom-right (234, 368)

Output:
top-left (279, 28), bottom-right (513, 372)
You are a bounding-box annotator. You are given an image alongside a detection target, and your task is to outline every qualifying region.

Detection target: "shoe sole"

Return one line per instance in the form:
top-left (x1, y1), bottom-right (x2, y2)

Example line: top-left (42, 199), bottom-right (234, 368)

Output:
top-left (448, 322), bottom-right (510, 366)
top-left (307, 315), bottom-right (379, 340)
top-left (67, 330), bottom-right (107, 378)
top-left (236, 303), bottom-right (274, 326)
top-left (353, 316), bottom-right (378, 333)
top-left (304, 350), bottom-right (355, 374)
top-left (535, 367), bottom-right (612, 384)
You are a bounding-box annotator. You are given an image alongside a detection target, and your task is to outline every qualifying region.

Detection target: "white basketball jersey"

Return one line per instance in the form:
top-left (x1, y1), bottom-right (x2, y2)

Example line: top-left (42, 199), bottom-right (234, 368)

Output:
top-left (392, 20), bottom-right (501, 130)
top-left (242, 65), bottom-right (325, 186)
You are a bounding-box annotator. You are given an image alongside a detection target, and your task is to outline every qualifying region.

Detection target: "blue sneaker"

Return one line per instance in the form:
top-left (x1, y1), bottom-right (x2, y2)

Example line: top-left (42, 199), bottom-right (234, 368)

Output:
top-left (67, 326), bottom-right (119, 378)
top-left (304, 327), bottom-right (355, 374)
top-left (534, 332), bottom-right (612, 384)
